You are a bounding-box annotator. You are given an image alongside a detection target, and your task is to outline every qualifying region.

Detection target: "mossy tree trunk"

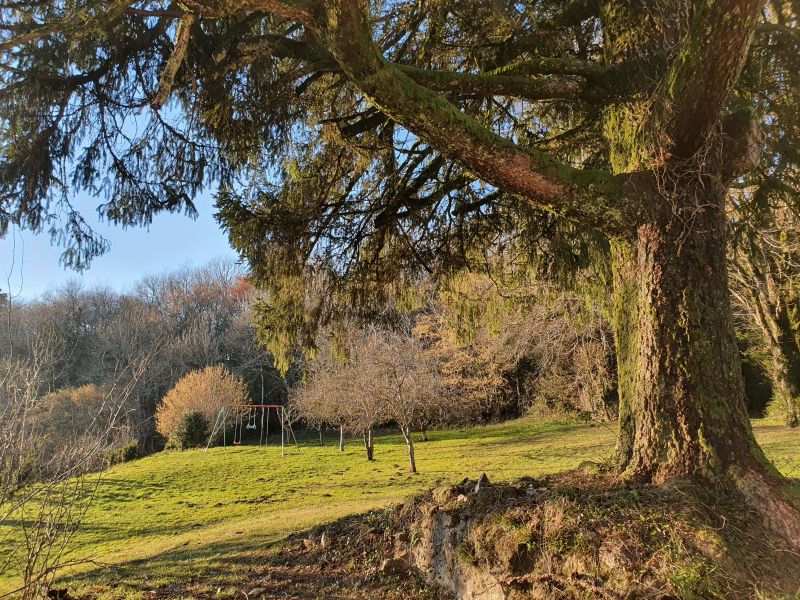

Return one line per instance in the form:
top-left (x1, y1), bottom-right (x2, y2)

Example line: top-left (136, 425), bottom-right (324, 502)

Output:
top-left (599, 0), bottom-right (800, 548)
top-left (600, 0), bottom-right (763, 483)
top-left (611, 180), bottom-right (759, 482)
top-left (606, 174), bottom-right (800, 547)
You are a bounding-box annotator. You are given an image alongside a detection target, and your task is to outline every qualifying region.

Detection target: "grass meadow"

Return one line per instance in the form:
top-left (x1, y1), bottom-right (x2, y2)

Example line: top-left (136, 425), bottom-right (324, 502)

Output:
top-left (1, 416), bottom-right (798, 596)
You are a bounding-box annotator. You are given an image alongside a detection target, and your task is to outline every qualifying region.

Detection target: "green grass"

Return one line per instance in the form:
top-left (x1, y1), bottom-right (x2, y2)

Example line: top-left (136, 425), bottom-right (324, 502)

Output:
top-left (1, 416), bottom-right (798, 595)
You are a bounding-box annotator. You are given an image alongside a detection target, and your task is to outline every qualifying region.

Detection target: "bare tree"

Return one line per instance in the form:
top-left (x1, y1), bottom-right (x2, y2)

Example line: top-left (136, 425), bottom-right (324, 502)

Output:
top-left (0, 335), bottom-right (149, 599)
top-left (291, 328), bottom-right (387, 461)
top-left (291, 326), bottom-right (449, 471)
top-left (730, 203), bottom-right (800, 426)
top-left (363, 330), bottom-right (442, 474)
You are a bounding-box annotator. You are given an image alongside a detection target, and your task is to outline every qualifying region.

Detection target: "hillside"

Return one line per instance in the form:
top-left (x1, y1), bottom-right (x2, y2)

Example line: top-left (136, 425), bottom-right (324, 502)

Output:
top-left (2, 417), bottom-right (799, 597)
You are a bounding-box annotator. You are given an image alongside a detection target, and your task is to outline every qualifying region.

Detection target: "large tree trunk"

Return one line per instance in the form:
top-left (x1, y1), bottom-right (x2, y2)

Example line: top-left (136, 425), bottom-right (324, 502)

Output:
top-left (610, 176), bottom-right (800, 548)
top-left (612, 181), bottom-right (756, 482)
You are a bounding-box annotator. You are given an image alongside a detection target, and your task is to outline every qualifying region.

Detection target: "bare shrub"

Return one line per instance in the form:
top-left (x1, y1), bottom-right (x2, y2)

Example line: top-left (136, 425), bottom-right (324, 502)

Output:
top-left (291, 326), bottom-right (450, 470)
top-left (155, 364), bottom-right (249, 440)
top-left (421, 273), bottom-right (616, 422)
top-left (518, 298), bottom-right (616, 421)
top-left (28, 384), bottom-right (131, 475)
top-left (0, 336), bottom-right (144, 599)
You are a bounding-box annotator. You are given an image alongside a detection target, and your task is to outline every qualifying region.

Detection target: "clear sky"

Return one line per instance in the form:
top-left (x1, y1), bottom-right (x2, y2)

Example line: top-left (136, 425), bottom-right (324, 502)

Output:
top-left (1, 192), bottom-right (240, 300)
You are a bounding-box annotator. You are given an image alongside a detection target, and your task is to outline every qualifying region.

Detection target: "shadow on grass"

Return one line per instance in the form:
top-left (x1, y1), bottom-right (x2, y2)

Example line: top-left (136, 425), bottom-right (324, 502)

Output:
top-left (67, 530), bottom-right (287, 592)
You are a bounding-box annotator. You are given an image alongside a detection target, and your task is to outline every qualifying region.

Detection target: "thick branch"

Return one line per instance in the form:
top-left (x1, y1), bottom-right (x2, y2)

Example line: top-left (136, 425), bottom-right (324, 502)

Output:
top-left (0, 0), bottom-right (132, 52)
top-left (395, 65), bottom-right (584, 101)
top-left (322, 0), bottom-right (628, 235)
top-left (486, 57), bottom-right (606, 80)
top-left (661, 0), bottom-right (762, 159)
top-left (179, 0), bottom-right (318, 26)
top-left (220, 36), bottom-right (590, 102)
top-left (151, 13), bottom-right (196, 111)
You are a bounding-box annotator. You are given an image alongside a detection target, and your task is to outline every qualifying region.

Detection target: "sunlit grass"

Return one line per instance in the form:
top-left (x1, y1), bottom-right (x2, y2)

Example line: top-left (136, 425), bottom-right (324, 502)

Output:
top-left (0, 416), bottom-right (797, 594)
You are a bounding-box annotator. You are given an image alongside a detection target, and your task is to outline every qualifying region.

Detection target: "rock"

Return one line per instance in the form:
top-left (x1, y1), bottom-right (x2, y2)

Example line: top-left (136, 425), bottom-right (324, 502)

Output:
top-left (474, 473), bottom-right (490, 493)
top-left (457, 494), bottom-right (468, 503)
top-left (432, 485), bottom-right (457, 505)
top-left (320, 531), bottom-right (330, 548)
top-left (380, 557), bottom-right (409, 576)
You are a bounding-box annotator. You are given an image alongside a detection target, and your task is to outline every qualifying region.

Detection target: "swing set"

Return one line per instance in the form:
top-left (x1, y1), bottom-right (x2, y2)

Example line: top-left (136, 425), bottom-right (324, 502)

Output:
top-left (205, 404), bottom-right (297, 456)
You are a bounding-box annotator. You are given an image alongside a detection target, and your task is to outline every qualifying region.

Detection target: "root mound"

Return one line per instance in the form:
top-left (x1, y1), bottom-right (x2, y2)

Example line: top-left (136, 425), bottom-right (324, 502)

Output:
top-left (390, 471), bottom-right (800, 599)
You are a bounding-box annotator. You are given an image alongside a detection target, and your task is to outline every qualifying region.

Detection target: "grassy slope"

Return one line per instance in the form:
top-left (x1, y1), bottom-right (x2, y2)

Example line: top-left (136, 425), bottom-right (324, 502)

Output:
top-left (1, 417), bottom-right (798, 594)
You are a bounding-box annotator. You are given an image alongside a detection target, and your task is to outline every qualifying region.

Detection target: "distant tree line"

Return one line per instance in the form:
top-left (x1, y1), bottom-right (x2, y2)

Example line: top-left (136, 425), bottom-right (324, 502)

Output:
top-left (1, 259), bottom-right (285, 453)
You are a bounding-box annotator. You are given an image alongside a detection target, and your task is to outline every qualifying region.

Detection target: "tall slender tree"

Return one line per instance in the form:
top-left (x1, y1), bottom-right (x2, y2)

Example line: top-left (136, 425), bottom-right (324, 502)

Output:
top-left (1, 0), bottom-right (799, 544)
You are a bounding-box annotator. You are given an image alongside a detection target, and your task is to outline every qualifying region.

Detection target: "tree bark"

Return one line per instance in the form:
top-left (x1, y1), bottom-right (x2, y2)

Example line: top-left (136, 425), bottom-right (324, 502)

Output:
top-left (339, 424), bottom-right (345, 452)
top-left (325, 0), bottom-right (800, 547)
top-left (611, 180), bottom-right (756, 481)
top-left (363, 428), bottom-right (374, 461)
top-left (610, 176), bottom-right (800, 548)
top-left (400, 425), bottom-right (417, 473)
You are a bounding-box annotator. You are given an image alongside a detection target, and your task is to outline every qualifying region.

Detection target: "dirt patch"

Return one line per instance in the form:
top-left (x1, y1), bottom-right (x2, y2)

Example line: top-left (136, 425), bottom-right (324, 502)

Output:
top-left (68, 510), bottom-right (451, 600)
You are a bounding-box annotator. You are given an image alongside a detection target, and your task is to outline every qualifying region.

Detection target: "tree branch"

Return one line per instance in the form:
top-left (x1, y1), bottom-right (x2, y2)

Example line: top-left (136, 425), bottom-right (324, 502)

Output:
top-left (0, 0), bottom-right (133, 52)
top-left (179, 0), bottom-right (319, 27)
top-left (660, 0), bottom-right (762, 159)
top-left (218, 36), bottom-right (590, 103)
top-left (486, 57), bottom-right (607, 80)
top-left (321, 0), bottom-right (629, 235)
top-left (395, 65), bottom-right (585, 101)
top-left (151, 13), bottom-right (196, 111)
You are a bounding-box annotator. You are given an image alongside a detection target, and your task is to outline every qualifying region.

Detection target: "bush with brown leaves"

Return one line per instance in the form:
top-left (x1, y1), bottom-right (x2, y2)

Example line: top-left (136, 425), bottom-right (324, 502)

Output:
top-left (155, 365), bottom-right (248, 439)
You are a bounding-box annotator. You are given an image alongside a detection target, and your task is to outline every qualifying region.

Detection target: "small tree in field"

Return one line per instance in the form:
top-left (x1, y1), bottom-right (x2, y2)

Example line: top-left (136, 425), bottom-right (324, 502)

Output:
top-left (291, 330), bottom-right (387, 460)
top-left (364, 331), bottom-right (442, 473)
top-left (155, 365), bottom-right (248, 441)
top-left (291, 354), bottom-right (350, 452)
top-left (292, 327), bottom-right (449, 470)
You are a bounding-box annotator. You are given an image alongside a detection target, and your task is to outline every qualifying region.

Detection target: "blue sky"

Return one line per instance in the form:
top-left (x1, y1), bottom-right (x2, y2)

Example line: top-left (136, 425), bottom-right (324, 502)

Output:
top-left (1, 193), bottom-right (240, 300)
